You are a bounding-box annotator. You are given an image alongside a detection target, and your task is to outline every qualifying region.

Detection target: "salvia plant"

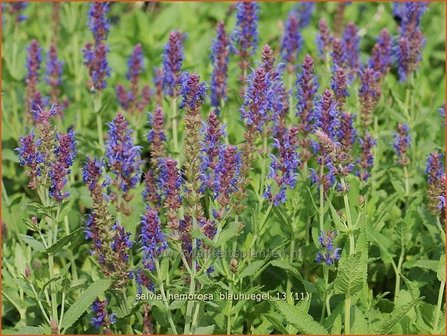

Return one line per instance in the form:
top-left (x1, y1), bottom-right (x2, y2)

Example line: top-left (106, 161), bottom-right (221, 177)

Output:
top-left (1, 2), bottom-right (445, 335)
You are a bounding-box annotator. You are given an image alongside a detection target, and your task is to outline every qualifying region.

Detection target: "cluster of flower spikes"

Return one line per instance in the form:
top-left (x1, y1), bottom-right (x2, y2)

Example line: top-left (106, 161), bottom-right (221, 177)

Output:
top-left (83, 156), bottom-right (133, 291)
top-left (315, 230), bottom-right (342, 265)
top-left (199, 110), bottom-right (242, 219)
top-left (425, 152), bottom-right (446, 217)
top-left (394, 2), bottom-right (427, 82)
top-left (116, 44), bottom-right (152, 115)
top-left (83, 2), bottom-right (111, 91)
top-left (17, 105), bottom-right (76, 201)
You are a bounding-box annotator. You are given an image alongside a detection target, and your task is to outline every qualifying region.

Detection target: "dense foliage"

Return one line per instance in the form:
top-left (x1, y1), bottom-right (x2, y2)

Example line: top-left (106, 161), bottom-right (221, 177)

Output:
top-left (2, 2), bottom-right (446, 335)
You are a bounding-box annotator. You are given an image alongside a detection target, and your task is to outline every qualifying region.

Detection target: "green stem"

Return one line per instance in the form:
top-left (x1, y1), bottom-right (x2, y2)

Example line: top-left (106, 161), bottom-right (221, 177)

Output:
top-left (30, 283), bottom-right (51, 325)
top-left (435, 217), bottom-right (446, 245)
top-left (320, 266), bottom-right (330, 322)
top-left (341, 178), bottom-right (354, 255)
top-left (184, 237), bottom-right (197, 334)
top-left (345, 293), bottom-right (351, 335)
top-left (226, 273), bottom-right (235, 335)
top-left (432, 280), bottom-right (445, 334)
top-left (171, 97), bottom-right (179, 154)
top-left (94, 94), bottom-right (104, 151)
top-left (319, 163), bottom-right (325, 233)
top-left (191, 301), bottom-right (201, 334)
top-left (286, 233), bottom-right (295, 304)
top-left (155, 260), bottom-right (178, 334)
top-left (403, 166), bottom-right (410, 197)
top-left (394, 248), bottom-right (405, 301)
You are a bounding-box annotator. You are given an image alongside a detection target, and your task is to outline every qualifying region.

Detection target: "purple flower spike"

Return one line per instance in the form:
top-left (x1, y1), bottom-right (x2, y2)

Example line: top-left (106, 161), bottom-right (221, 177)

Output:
top-left (106, 113), bottom-right (142, 212)
top-left (45, 44), bottom-right (64, 107)
top-left (91, 298), bottom-right (116, 331)
top-left (87, 2), bottom-right (110, 44)
top-left (315, 230), bottom-right (341, 265)
top-left (316, 18), bottom-right (332, 60)
top-left (157, 158), bottom-right (182, 231)
top-left (26, 40), bottom-right (43, 114)
top-left (331, 38), bottom-right (345, 69)
top-left (210, 21), bottom-right (230, 110)
top-left (395, 2), bottom-right (427, 82)
top-left (342, 22), bottom-right (360, 72)
top-left (179, 72), bottom-right (207, 112)
top-left (163, 31), bottom-right (185, 97)
top-left (141, 207), bottom-right (167, 271)
top-left (296, 55), bottom-right (318, 134)
top-left (17, 132), bottom-right (43, 189)
top-left (106, 112), bottom-right (142, 192)
top-left (393, 123), bottom-right (411, 166)
top-left (83, 157), bottom-right (104, 192)
top-left (357, 133), bottom-right (376, 182)
top-left (201, 111), bottom-right (225, 175)
top-left (425, 152), bottom-right (446, 216)
top-left (240, 66), bottom-right (272, 133)
top-left (49, 129), bottom-right (77, 202)
top-left (315, 89), bottom-right (339, 141)
top-left (116, 44), bottom-right (151, 115)
top-left (294, 2), bottom-right (315, 28)
top-left (281, 13), bottom-right (302, 72)
top-left (231, 2), bottom-right (259, 88)
top-left (147, 106), bottom-right (167, 161)
top-left (369, 29), bottom-right (392, 76)
top-left (331, 66), bottom-right (349, 112)
top-left (359, 67), bottom-right (381, 128)
top-left (264, 127), bottom-right (300, 206)
top-left (153, 67), bottom-right (164, 105)
top-left (214, 145), bottom-right (242, 208)
top-left (83, 42), bottom-right (110, 91)
top-left (8, 2), bottom-right (28, 22)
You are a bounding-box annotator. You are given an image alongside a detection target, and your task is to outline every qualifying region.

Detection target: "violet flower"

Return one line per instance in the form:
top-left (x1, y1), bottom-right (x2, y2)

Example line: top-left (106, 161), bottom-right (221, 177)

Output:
top-left (393, 123), bottom-right (411, 166)
top-left (153, 67), bottom-right (164, 105)
top-left (7, 2), bottom-right (28, 22)
top-left (331, 66), bottom-right (349, 112)
top-left (91, 298), bottom-right (116, 331)
top-left (106, 113), bottom-right (143, 213)
top-left (296, 55), bottom-right (318, 133)
top-left (315, 230), bottom-right (341, 265)
top-left (359, 67), bottom-right (381, 129)
top-left (210, 21), bottom-right (230, 111)
top-left (45, 44), bottom-right (65, 113)
top-left (83, 2), bottom-right (110, 91)
top-left (116, 44), bottom-right (151, 115)
top-left (314, 89), bottom-right (339, 141)
top-left (264, 126), bottom-right (300, 206)
top-left (316, 18), bottom-right (332, 61)
top-left (162, 31), bottom-right (185, 97)
top-left (426, 152), bottom-right (446, 216)
top-left (368, 28), bottom-right (392, 76)
top-left (293, 2), bottom-right (315, 28)
top-left (280, 13), bottom-right (302, 72)
top-left (342, 22), bottom-right (360, 72)
top-left (141, 207), bottom-right (168, 271)
top-left (357, 133), bottom-right (376, 182)
top-left (17, 132), bottom-right (43, 190)
top-left (395, 2), bottom-right (427, 81)
top-left (26, 40), bottom-right (44, 114)
top-left (157, 158), bottom-right (182, 231)
top-left (147, 105), bottom-right (167, 162)
top-left (231, 2), bottom-right (259, 86)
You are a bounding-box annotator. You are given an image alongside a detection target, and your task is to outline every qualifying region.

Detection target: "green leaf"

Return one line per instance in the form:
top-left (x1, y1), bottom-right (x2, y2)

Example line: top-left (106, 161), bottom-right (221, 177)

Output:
top-left (239, 260), bottom-right (265, 279)
top-left (19, 234), bottom-right (45, 252)
top-left (45, 228), bottom-right (82, 255)
top-left (61, 279), bottom-right (112, 332)
top-left (217, 222), bottom-right (240, 247)
top-left (413, 259), bottom-right (439, 272)
top-left (274, 300), bottom-right (328, 334)
top-left (334, 253), bottom-right (367, 295)
top-left (437, 254), bottom-right (445, 282)
top-left (374, 298), bottom-right (423, 334)
top-left (194, 325), bottom-right (215, 334)
top-left (329, 203), bottom-right (347, 233)
top-left (330, 314), bottom-right (342, 334)
top-left (352, 307), bottom-right (369, 334)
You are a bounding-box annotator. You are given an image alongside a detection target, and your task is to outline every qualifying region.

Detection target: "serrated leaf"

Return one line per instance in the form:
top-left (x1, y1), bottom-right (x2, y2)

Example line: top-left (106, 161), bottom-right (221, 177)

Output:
top-left (19, 234), bottom-right (45, 252)
top-left (274, 300), bottom-right (328, 334)
top-left (437, 254), bottom-right (445, 282)
top-left (331, 314), bottom-right (342, 334)
top-left (334, 253), bottom-right (367, 295)
top-left (413, 259), bottom-right (439, 272)
top-left (374, 298), bottom-right (423, 334)
top-left (61, 279), bottom-right (112, 332)
top-left (270, 259), bottom-right (303, 281)
top-left (45, 228), bottom-right (82, 255)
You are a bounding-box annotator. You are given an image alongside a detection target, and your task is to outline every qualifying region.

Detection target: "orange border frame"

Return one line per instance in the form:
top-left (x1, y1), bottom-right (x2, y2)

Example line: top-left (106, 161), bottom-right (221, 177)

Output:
top-left (0, 0), bottom-right (445, 335)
